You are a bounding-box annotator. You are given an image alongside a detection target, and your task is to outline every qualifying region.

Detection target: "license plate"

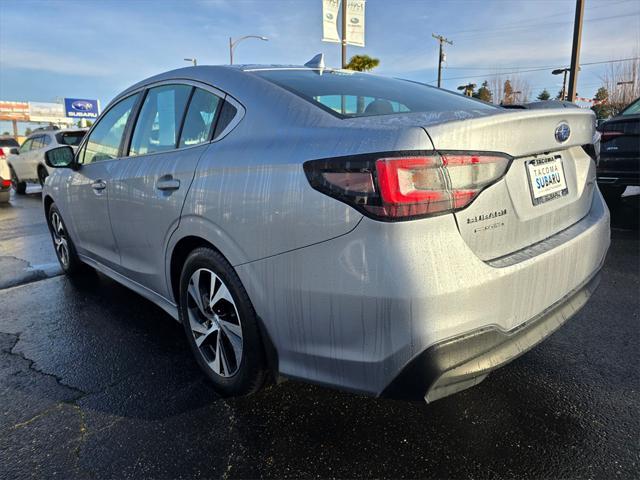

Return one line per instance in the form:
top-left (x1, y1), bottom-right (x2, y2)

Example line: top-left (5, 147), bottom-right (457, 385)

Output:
top-left (526, 155), bottom-right (569, 205)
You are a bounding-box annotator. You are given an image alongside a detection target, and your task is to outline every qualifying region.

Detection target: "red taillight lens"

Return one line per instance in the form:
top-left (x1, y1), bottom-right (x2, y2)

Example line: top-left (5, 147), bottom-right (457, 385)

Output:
top-left (1, 179), bottom-right (11, 188)
top-left (0, 150), bottom-right (5, 158)
top-left (304, 151), bottom-right (511, 221)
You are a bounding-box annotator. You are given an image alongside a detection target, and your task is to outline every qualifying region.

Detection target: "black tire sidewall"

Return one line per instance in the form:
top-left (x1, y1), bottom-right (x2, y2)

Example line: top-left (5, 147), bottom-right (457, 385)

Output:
top-left (179, 247), bottom-right (266, 397)
top-left (10, 167), bottom-right (26, 194)
top-left (48, 203), bottom-right (82, 275)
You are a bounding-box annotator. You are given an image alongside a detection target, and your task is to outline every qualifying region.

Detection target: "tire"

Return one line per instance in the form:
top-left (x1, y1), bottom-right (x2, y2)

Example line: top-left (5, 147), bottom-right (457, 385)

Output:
top-left (38, 165), bottom-right (49, 186)
top-left (47, 203), bottom-right (85, 275)
top-left (179, 247), bottom-right (268, 397)
top-left (599, 185), bottom-right (625, 206)
top-left (10, 167), bottom-right (26, 195)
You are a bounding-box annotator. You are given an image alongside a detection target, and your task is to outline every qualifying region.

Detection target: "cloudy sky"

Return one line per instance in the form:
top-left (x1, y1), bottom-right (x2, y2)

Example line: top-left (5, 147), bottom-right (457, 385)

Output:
top-left (0, 0), bottom-right (638, 131)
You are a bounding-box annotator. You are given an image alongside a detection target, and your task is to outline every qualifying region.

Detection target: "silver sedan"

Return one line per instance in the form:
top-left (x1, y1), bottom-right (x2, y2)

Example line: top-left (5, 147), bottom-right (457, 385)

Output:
top-left (41, 61), bottom-right (609, 402)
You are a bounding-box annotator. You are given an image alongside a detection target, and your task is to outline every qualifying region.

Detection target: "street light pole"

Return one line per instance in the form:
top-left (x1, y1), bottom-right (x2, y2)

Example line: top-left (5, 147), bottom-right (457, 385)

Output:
top-left (552, 68), bottom-right (571, 100)
top-left (184, 58), bottom-right (197, 66)
top-left (229, 35), bottom-right (268, 65)
top-left (341, 0), bottom-right (347, 68)
top-left (567, 0), bottom-right (585, 102)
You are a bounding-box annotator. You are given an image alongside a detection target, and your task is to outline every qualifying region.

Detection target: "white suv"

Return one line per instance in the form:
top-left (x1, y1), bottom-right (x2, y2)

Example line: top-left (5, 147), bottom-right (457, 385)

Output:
top-left (7, 128), bottom-right (87, 194)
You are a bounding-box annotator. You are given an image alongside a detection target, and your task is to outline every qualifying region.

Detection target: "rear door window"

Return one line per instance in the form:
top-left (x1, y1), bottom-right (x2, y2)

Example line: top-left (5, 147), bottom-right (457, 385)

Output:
top-left (179, 88), bottom-right (221, 148)
top-left (19, 138), bottom-right (33, 153)
top-left (129, 84), bottom-right (192, 156)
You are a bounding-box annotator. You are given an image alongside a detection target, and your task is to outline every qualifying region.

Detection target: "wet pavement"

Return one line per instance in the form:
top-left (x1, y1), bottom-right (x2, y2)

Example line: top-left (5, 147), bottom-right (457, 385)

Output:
top-left (0, 188), bottom-right (638, 479)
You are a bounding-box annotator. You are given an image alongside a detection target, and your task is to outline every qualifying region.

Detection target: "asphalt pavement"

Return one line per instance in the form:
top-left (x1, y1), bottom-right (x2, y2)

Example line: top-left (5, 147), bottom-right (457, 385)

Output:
top-left (0, 187), bottom-right (638, 479)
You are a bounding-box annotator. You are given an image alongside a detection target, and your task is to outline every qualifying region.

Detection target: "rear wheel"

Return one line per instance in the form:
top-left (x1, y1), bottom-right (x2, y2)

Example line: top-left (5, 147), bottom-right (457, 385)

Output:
top-left (38, 165), bottom-right (49, 186)
top-left (10, 167), bottom-right (26, 195)
top-left (48, 203), bottom-right (84, 275)
top-left (179, 247), bottom-right (268, 397)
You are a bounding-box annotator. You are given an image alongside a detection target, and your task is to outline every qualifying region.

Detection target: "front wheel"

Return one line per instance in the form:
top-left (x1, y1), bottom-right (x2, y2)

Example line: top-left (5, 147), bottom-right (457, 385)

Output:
top-left (48, 203), bottom-right (85, 275)
top-left (179, 247), bottom-right (268, 397)
top-left (10, 167), bottom-right (26, 195)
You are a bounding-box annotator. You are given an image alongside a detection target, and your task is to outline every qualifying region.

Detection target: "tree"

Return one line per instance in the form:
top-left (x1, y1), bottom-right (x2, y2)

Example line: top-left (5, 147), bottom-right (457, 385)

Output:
top-left (537, 89), bottom-right (551, 101)
top-left (345, 54), bottom-right (380, 72)
top-left (591, 87), bottom-right (612, 119)
top-left (2, 131), bottom-right (9, 136)
top-left (556, 89), bottom-right (565, 100)
top-left (502, 80), bottom-right (515, 105)
top-left (457, 83), bottom-right (476, 97)
top-left (24, 127), bottom-right (32, 136)
top-left (473, 81), bottom-right (492, 102)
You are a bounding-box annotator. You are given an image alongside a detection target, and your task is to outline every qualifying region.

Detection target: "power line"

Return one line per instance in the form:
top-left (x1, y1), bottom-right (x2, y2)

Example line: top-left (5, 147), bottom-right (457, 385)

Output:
top-left (428, 57), bottom-right (640, 83)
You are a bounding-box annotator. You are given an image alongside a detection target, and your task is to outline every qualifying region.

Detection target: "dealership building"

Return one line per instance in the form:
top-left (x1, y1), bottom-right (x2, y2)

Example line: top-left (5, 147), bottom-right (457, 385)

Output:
top-left (0, 98), bottom-right (100, 137)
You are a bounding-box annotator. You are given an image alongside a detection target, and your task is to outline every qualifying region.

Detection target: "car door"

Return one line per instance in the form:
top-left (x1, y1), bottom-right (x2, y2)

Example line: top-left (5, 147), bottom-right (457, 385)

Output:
top-left (13, 137), bottom-right (35, 179)
top-left (64, 93), bottom-right (141, 269)
top-left (107, 83), bottom-right (223, 296)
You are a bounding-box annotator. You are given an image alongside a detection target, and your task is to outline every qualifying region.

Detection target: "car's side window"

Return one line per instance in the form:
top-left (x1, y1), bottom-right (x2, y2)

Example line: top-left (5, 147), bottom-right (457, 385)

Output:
top-left (31, 136), bottom-right (44, 150)
top-left (212, 100), bottom-right (237, 139)
top-left (179, 88), bottom-right (221, 148)
top-left (129, 84), bottom-right (191, 156)
top-left (42, 135), bottom-right (52, 147)
top-left (82, 94), bottom-right (139, 164)
top-left (18, 138), bottom-right (33, 153)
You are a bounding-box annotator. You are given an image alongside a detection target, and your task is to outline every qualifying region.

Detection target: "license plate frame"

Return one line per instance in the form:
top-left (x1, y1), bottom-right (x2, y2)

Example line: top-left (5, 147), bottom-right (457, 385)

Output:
top-left (525, 154), bottom-right (569, 206)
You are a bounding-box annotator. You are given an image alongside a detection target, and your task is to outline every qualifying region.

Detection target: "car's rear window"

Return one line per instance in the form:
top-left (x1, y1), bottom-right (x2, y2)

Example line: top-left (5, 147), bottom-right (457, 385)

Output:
top-left (56, 131), bottom-right (86, 146)
top-left (621, 98), bottom-right (640, 116)
top-left (252, 69), bottom-right (497, 118)
top-left (0, 138), bottom-right (19, 147)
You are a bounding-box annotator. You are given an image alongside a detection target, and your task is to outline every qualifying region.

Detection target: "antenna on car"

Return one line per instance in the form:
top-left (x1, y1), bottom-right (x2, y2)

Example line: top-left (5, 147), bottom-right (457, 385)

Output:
top-left (304, 53), bottom-right (325, 74)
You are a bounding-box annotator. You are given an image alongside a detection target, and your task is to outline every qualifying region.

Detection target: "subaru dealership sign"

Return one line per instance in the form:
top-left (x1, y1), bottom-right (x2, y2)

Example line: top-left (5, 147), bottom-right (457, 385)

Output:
top-left (64, 98), bottom-right (100, 119)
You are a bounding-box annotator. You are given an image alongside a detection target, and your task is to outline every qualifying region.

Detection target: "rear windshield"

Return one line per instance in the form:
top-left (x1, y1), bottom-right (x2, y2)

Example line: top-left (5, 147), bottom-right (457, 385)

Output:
top-left (621, 98), bottom-right (640, 116)
top-left (252, 69), bottom-right (497, 118)
top-left (56, 131), bottom-right (86, 146)
top-left (0, 138), bottom-right (19, 147)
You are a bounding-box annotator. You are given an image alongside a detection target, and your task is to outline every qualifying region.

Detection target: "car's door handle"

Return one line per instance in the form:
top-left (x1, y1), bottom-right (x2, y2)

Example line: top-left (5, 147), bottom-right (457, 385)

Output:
top-left (156, 177), bottom-right (180, 191)
top-left (91, 180), bottom-right (107, 191)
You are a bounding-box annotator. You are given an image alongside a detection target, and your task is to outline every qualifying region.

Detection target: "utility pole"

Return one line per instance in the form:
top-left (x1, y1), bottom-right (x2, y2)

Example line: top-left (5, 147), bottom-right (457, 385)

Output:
top-left (432, 33), bottom-right (453, 88)
top-left (552, 68), bottom-right (570, 100)
top-left (567, 0), bottom-right (584, 102)
top-left (341, 0), bottom-right (348, 68)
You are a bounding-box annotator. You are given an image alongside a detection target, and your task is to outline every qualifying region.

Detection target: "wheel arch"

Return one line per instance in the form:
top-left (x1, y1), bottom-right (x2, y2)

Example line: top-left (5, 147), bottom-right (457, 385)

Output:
top-left (167, 233), bottom-right (279, 374)
top-left (43, 194), bottom-right (54, 218)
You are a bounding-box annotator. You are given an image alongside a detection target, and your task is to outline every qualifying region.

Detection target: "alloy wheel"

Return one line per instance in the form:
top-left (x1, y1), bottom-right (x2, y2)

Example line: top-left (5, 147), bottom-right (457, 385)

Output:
top-left (186, 268), bottom-right (244, 377)
top-left (50, 211), bottom-right (70, 268)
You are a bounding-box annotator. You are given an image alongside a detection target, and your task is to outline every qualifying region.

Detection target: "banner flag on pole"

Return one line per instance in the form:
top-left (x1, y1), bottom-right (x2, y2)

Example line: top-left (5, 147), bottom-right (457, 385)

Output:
top-left (322, 0), bottom-right (341, 43)
top-left (346, 0), bottom-right (365, 47)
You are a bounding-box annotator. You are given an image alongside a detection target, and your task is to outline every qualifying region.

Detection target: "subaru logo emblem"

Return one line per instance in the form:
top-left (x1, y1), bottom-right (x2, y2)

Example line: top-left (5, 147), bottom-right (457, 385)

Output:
top-left (71, 100), bottom-right (93, 111)
top-left (555, 122), bottom-right (570, 143)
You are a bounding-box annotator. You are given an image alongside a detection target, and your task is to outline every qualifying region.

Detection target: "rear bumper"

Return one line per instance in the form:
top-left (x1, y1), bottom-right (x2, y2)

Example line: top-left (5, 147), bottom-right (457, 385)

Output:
top-left (382, 265), bottom-right (602, 401)
top-left (237, 189), bottom-right (610, 399)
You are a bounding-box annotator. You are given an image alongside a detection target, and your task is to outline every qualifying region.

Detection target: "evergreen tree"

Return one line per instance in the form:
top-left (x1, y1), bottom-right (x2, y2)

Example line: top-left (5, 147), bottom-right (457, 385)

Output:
top-left (536, 89), bottom-right (551, 101)
top-left (473, 81), bottom-right (492, 102)
top-left (345, 55), bottom-right (380, 72)
top-left (591, 87), bottom-right (612, 119)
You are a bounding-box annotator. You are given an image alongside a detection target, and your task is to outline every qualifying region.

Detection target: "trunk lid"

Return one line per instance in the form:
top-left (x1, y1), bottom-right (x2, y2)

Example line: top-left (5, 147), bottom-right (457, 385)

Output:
top-left (425, 108), bottom-right (597, 260)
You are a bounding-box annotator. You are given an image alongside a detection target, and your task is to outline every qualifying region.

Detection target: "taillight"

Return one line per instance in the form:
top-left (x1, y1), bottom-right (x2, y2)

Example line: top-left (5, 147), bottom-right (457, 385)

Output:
top-left (1, 179), bottom-right (11, 188)
top-left (0, 150), bottom-right (5, 158)
top-left (304, 151), bottom-right (511, 221)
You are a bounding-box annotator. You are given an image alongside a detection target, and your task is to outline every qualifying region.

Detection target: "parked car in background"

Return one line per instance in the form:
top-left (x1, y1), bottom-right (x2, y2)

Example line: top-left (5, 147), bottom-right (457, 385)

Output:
top-left (597, 97), bottom-right (640, 202)
top-left (0, 136), bottom-right (20, 203)
top-left (6, 127), bottom-right (88, 193)
top-left (0, 157), bottom-right (11, 203)
top-left (41, 63), bottom-right (609, 402)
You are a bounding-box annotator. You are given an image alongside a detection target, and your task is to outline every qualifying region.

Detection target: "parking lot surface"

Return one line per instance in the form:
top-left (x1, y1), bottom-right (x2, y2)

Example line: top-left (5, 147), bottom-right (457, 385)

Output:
top-left (0, 188), bottom-right (638, 479)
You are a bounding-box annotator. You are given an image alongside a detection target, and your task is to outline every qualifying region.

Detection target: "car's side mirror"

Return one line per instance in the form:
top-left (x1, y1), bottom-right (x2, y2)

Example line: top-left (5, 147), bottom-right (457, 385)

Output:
top-left (10, 148), bottom-right (19, 155)
top-left (45, 146), bottom-right (77, 169)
